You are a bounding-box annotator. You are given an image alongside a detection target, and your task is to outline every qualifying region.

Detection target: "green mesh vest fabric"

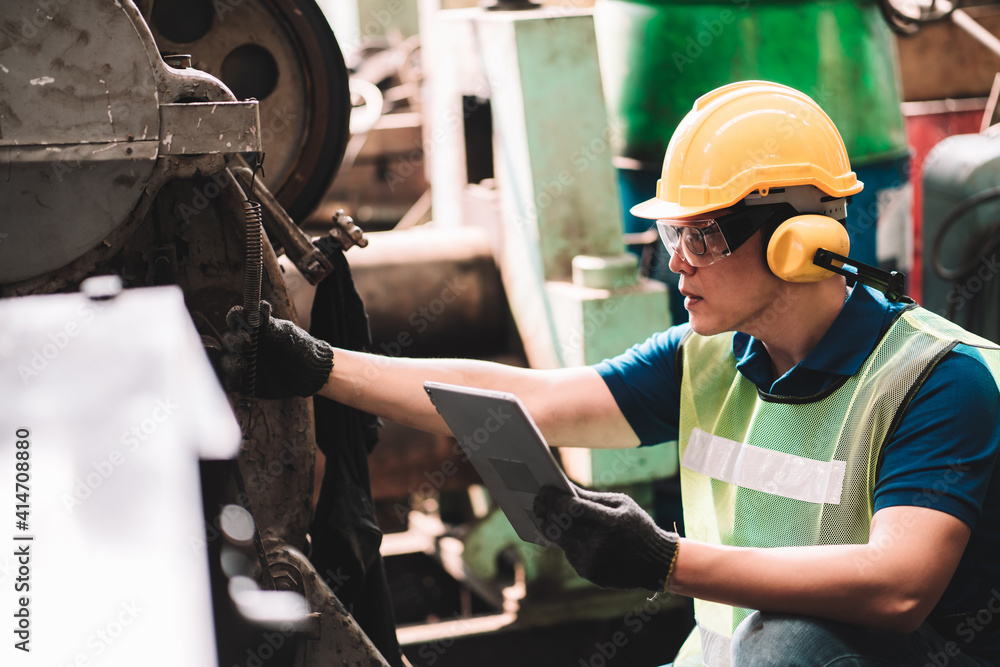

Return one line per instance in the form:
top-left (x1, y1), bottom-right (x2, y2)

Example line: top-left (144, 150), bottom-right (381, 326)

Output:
top-left (673, 307), bottom-right (1000, 667)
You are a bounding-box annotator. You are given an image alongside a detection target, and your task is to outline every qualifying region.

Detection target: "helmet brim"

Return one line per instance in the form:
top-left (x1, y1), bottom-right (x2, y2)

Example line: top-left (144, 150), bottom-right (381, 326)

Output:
top-left (629, 196), bottom-right (733, 221)
top-left (630, 179), bottom-right (864, 221)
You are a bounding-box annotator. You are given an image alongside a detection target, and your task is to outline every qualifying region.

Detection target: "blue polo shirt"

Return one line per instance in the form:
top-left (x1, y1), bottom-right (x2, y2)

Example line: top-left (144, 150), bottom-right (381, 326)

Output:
top-left (595, 285), bottom-right (1000, 665)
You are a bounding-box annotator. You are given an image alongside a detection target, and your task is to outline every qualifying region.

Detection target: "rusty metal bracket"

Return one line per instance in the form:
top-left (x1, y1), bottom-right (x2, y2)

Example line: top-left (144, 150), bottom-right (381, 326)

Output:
top-left (264, 539), bottom-right (393, 666)
top-left (327, 209), bottom-right (369, 251)
top-left (231, 158), bottom-right (369, 285)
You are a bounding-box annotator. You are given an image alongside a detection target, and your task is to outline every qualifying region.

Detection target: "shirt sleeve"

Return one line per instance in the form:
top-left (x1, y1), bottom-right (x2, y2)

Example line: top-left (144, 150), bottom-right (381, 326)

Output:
top-left (591, 324), bottom-right (691, 447)
top-left (873, 343), bottom-right (1000, 528)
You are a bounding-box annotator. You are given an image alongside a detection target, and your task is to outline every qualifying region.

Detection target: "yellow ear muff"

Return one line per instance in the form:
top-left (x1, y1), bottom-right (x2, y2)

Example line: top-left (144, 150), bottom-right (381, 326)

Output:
top-left (766, 215), bottom-right (851, 283)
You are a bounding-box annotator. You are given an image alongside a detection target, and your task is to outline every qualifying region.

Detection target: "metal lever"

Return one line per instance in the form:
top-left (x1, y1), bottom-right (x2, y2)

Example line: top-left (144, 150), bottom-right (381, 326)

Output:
top-left (230, 164), bottom-right (335, 285)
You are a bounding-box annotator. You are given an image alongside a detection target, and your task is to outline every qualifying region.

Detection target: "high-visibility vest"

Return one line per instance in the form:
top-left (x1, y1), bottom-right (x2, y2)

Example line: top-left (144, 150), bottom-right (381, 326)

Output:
top-left (673, 307), bottom-right (1000, 667)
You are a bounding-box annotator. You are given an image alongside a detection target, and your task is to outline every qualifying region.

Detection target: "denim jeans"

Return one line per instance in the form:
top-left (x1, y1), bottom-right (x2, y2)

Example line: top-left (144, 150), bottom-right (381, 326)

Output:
top-left (664, 612), bottom-right (985, 667)
top-left (730, 612), bottom-right (984, 666)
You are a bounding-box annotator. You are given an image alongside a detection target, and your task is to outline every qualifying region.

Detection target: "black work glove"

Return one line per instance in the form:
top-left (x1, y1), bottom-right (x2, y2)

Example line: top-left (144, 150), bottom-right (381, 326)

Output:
top-left (222, 300), bottom-right (335, 399)
top-left (533, 485), bottom-right (678, 593)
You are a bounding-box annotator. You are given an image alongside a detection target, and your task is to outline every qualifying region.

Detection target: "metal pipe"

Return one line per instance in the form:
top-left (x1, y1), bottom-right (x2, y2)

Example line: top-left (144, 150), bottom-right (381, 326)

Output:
top-left (346, 226), bottom-right (511, 359)
top-left (952, 8), bottom-right (1000, 61)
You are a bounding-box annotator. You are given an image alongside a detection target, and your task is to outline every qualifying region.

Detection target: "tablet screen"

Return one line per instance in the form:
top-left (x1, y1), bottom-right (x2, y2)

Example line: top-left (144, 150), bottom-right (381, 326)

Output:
top-left (423, 381), bottom-right (576, 545)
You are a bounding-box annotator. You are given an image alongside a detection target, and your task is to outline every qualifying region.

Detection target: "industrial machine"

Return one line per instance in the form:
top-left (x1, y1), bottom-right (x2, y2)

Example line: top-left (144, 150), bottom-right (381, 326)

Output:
top-left (884, 0), bottom-right (1000, 340)
top-left (921, 127), bottom-right (1000, 343)
top-left (0, 0), bottom-right (396, 664)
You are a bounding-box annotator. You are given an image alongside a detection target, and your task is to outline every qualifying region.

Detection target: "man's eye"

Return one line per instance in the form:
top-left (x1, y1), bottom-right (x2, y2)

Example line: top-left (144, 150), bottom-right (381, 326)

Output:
top-left (684, 230), bottom-right (706, 255)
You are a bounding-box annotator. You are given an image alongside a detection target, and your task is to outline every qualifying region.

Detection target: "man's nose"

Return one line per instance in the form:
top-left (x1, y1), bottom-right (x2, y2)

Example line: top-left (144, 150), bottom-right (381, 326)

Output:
top-left (668, 246), bottom-right (695, 275)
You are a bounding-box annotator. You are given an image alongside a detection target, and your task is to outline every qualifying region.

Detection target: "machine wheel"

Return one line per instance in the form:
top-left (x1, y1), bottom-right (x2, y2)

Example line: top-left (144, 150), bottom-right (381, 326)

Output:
top-left (146, 0), bottom-right (352, 222)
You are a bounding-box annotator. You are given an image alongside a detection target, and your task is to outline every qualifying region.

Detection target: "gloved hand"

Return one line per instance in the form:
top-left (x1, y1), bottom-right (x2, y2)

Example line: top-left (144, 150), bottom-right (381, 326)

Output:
top-left (222, 300), bottom-right (335, 399)
top-left (533, 485), bottom-right (678, 593)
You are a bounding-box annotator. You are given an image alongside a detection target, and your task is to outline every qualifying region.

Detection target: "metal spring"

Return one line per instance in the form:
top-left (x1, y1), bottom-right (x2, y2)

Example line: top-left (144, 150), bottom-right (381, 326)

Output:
top-left (242, 199), bottom-right (264, 402)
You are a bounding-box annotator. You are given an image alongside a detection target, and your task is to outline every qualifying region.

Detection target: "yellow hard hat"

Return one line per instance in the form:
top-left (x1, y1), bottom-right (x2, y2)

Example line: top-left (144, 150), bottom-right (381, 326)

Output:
top-left (630, 81), bottom-right (864, 220)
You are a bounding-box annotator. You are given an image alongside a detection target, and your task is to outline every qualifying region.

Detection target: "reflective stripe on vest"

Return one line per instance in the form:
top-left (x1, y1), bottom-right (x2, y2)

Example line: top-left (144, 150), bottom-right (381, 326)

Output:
top-left (675, 308), bottom-right (1000, 667)
top-left (683, 428), bottom-right (846, 505)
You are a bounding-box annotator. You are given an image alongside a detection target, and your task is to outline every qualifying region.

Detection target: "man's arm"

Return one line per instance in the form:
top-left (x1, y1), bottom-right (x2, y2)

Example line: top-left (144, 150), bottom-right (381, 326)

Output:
top-left (670, 505), bottom-right (971, 632)
top-left (535, 490), bottom-right (970, 632)
top-left (316, 350), bottom-right (641, 449)
top-left (224, 303), bottom-right (642, 449)
top-left (534, 346), bottom-right (997, 632)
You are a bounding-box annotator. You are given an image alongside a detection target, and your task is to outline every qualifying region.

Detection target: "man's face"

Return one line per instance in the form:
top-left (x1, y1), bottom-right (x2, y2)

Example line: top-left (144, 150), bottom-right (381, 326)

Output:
top-left (668, 228), bottom-right (792, 339)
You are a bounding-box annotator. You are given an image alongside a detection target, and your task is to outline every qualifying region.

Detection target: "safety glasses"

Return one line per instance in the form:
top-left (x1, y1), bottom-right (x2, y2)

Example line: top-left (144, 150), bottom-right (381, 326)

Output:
top-left (656, 218), bottom-right (732, 267)
top-left (656, 205), bottom-right (786, 267)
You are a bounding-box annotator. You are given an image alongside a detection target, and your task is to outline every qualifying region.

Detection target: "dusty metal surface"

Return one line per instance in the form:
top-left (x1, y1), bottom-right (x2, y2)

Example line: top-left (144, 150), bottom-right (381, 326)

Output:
top-left (0, 0), bottom-right (260, 293)
top-left (159, 102), bottom-right (261, 155)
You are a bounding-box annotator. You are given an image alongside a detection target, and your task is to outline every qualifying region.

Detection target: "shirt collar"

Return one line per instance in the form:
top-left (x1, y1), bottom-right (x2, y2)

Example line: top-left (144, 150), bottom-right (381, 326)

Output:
top-left (732, 285), bottom-right (902, 392)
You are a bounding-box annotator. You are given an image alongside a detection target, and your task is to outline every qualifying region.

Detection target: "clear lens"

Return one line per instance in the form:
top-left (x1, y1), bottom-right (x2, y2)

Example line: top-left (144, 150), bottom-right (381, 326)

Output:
top-left (656, 219), bottom-right (733, 267)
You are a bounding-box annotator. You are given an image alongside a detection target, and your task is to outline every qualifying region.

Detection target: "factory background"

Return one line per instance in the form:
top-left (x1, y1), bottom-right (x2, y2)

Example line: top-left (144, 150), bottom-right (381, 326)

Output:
top-left (2, 0), bottom-right (999, 664)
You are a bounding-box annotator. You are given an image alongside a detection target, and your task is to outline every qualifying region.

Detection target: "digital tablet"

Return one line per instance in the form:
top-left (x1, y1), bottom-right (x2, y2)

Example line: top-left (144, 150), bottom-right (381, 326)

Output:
top-left (423, 381), bottom-right (577, 545)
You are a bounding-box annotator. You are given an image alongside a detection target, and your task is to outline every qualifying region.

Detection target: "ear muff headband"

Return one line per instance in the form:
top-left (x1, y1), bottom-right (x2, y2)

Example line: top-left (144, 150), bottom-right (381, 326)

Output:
top-left (767, 215), bottom-right (850, 283)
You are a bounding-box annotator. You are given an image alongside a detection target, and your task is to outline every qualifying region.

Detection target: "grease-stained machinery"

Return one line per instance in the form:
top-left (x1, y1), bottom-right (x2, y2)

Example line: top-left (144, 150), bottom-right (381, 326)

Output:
top-left (0, 0), bottom-right (396, 665)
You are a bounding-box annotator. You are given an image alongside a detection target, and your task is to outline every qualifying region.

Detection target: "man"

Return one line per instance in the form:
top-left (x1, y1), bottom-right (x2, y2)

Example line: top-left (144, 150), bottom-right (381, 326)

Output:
top-left (227, 82), bottom-right (1000, 666)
